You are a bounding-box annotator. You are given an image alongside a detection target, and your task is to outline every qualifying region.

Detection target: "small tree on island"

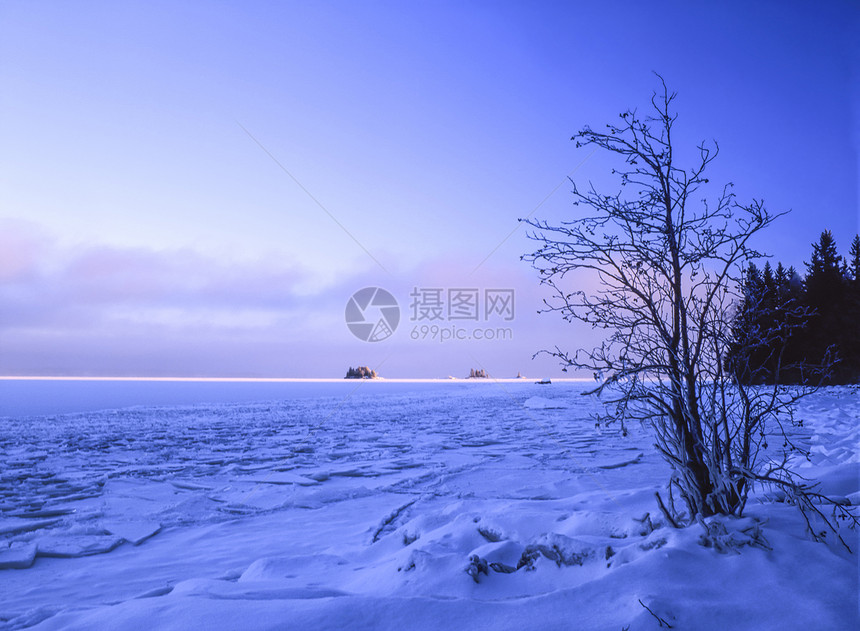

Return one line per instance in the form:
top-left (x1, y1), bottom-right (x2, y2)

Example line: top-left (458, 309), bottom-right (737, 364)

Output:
top-left (523, 77), bottom-right (856, 544)
top-left (345, 366), bottom-right (378, 379)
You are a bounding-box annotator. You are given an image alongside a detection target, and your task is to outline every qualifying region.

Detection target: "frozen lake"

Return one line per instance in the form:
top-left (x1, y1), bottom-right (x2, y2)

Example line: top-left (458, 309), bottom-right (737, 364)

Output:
top-left (2, 381), bottom-right (649, 545)
top-left (0, 381), bottom-right (857, 630)
top-left (0, 378), bottom-right (486, 417)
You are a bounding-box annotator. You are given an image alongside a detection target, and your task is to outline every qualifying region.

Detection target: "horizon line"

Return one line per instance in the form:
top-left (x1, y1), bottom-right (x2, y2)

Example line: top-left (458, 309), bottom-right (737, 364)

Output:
top-left (0, 376), bottom-right (592, 383)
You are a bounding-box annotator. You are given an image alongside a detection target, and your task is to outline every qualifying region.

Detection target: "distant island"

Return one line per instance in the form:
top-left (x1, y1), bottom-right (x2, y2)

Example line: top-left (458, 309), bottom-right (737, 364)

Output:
top-left (345, 366), bottom-right (378, 379)
top-left (467, 368), bottom-right (489, 379)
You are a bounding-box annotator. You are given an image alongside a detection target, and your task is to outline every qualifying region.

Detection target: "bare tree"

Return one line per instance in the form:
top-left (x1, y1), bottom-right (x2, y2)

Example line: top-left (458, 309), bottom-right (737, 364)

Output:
top-left (523, 78), bottom-right (857, 542)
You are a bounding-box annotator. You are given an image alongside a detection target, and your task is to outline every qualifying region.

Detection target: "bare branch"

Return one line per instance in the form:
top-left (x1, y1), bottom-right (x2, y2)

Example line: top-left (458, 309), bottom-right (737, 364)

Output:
top-left (523, 77), bottom-right (856, 546)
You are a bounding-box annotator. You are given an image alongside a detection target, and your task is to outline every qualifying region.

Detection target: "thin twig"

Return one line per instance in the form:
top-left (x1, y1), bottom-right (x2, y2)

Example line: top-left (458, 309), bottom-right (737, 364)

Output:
top-left (638, 599), bottom-right (673, 628)
top-left (655, 491), bottom-right (680, 528)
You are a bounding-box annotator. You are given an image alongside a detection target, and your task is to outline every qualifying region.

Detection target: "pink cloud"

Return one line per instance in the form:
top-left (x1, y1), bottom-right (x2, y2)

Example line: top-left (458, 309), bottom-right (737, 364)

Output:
top-left (0, 221), bottom-right (596, 377)
top-left (0, 219), bottom-right (50, 282)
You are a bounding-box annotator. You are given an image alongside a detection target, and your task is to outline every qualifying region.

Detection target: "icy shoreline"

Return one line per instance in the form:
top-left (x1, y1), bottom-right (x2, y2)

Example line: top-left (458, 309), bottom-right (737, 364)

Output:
top-left (1, 383), bottom-right (857, 630)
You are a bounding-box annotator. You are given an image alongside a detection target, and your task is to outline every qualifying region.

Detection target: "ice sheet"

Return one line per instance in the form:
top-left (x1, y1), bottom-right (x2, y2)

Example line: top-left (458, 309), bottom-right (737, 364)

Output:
top-left (1, 382), bottom-right (857, 630)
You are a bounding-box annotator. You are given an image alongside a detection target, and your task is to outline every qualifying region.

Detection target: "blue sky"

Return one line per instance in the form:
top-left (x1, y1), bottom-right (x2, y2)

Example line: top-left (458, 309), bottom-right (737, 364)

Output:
top-left (1, 0), bottom-right (857, 378)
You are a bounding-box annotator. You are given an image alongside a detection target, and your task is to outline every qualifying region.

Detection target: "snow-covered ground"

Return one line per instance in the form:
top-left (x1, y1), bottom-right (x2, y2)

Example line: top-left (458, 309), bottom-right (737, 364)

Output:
top-left (0, 382), bottom-right (857, 630)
